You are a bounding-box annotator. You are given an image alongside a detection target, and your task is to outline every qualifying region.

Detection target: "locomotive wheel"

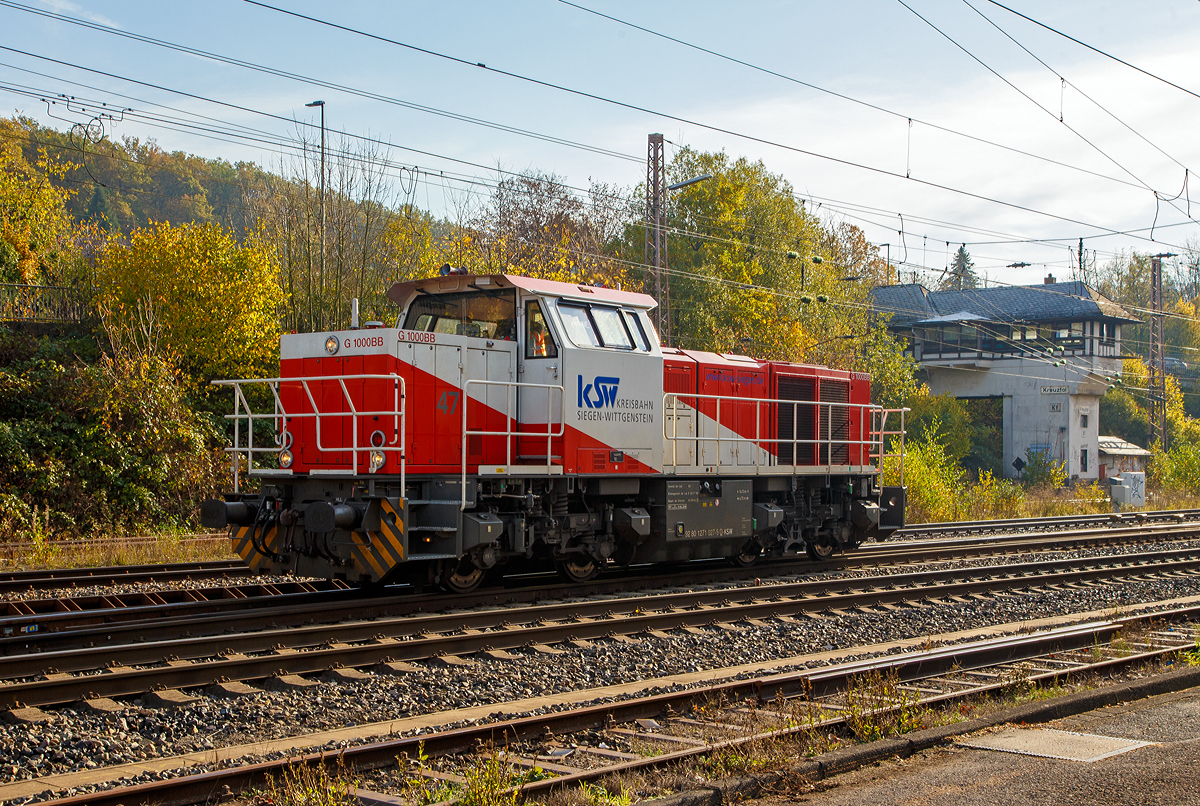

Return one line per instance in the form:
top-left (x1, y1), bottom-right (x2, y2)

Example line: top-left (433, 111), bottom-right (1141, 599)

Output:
top-left (730, 540), bottom-right (761, 568)
top-left (806, 539), bottom-right (836, 562)
top-left (556, 557), bottom-right (599, 583)
top-left (439, 558), bottom-right (485, 594)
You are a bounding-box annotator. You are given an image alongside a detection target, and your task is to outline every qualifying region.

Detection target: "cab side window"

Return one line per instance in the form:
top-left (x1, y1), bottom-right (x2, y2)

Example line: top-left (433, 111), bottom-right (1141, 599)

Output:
top-left (525, 300), bottom-right (559, 359)
top-left (624, 310), bottom-right (651, 351)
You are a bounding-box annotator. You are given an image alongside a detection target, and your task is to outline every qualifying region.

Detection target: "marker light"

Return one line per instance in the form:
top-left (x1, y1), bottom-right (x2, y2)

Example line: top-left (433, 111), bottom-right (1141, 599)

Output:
top-left (279, 449), bottom-right (294, 468)
top-left (369, 450), bottom-right (386, 472)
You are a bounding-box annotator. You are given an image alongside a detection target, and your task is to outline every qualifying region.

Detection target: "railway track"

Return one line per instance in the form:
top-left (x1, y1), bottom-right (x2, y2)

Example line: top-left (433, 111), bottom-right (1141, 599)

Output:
top-left (26, 602), bottom-right (1200, 806)
top-left (4, 508), bottom-right (1195, 595)
top-left (3, 517), bottom-right (1198, 650)
top-left (0, 560), bottom-right (248, 595)
top-left (894, 507), bottom-right (1199, 537)
top-left (3, 545), bottom-right (1198, 710)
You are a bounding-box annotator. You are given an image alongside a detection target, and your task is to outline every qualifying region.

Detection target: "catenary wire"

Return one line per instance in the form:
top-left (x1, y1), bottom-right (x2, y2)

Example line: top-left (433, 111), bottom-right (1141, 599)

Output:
top-left (984, 0), bottom-right (1200, 102)
top-left (5, 57), bottom-right (1199, 335)
top-left (896, 0), bottom-right (1199, 230)
top-left (557, 0), bottom-right (1160, 194)
top-left (241, 0), bottom-right (1194, 249)
top-left (962, 0), bottom-right (1191, 175)
top-left (0, 14), bottom-right (1189, 267)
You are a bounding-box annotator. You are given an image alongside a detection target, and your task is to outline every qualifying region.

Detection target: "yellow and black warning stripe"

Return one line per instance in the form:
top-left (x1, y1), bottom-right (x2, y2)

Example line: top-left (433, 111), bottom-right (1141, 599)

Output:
top-left (347, 531), bottom-right (387, 579)
top-left (231, 525), bottom-right (276, 573)
top-left (378, 497), bottom-right (406, 565)
top-left (344, 499), bottom-right (408, 582)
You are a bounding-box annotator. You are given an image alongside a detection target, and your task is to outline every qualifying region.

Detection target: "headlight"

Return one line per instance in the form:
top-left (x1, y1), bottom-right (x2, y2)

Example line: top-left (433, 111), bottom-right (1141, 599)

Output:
top-left (324, 335), bottom-right (340, 355)
top-left (369, 450), bottom-right (386, 472)
top-left (279, 449), bottom-right (294, 468)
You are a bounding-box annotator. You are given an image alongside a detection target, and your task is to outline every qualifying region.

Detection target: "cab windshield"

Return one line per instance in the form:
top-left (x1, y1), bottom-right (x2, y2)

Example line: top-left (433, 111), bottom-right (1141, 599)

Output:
top-left (403, 290), bottom-right (517, 340)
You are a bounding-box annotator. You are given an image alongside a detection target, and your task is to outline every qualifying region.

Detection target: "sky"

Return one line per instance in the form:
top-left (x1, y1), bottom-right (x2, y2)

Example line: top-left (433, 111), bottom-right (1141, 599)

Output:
top-left (3, 0), bottom-right (1199, 287)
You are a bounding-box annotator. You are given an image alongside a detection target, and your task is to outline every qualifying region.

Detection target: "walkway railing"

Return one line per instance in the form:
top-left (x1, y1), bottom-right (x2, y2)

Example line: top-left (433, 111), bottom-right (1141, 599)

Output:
top-left (461, 380), bottom-right (565, 510)
top-left (663, 391), bottom-right (907, 478)
top-left (0, 284), bottom-right (89, 323)
top-left (212, 374), bottom-right (406, 493)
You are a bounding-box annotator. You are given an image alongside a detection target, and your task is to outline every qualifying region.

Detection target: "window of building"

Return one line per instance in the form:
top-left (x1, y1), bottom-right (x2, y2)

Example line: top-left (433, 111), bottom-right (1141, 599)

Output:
top-left (524, 300), bottom-right (558, 359)
top-left (1080, 413), bottom-right (1088, 429)
top-left (1081, 447), bottom-right (1089, 473)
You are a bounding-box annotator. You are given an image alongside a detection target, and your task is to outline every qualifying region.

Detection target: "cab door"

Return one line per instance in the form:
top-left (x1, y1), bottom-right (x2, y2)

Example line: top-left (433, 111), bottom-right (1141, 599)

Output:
top-left (517, 298), bottom-right (563, 464)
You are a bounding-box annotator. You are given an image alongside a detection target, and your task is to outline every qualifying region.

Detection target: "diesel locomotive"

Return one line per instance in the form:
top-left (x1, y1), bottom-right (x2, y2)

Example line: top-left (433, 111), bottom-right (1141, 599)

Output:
top-left (201, 271), bottom-right (908, 592)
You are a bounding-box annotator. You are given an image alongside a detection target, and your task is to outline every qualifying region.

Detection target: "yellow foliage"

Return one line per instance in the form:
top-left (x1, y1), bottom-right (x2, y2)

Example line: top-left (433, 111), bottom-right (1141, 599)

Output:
top-left (94, 221), bottom-right (284, 384)
top-left (961, 471), bottom-right (1025, 519)
top-left (0, 118), bottom-right (77, 284)
top-left (1121, 356), bottom-right (1148, 389)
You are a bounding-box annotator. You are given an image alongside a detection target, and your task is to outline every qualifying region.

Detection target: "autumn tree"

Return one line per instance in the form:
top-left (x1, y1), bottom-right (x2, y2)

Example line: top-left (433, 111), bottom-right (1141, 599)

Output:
top-left (455, 171), bottom-right (631, 287)
top-left (93, 221), bottom-right (283, 386)
top-left (247, 130), bottom-right (430, 332)
top-left (0, 118), bottom-right (78, 284)
top-left (617, 147), bottom-right (905, 380)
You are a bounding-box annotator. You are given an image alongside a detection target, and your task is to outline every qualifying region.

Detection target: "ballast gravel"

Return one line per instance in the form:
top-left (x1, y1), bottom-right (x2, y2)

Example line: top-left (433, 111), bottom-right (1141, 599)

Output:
top-left (3, 540), bottom-right (1200, 803)
top-left (3, 574), bottom-right (315, 604)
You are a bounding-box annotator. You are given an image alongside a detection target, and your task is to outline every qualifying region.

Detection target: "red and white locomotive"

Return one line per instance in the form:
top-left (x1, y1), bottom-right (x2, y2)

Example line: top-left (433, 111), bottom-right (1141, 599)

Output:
top-left (201, 271), bottom-right (907, 592)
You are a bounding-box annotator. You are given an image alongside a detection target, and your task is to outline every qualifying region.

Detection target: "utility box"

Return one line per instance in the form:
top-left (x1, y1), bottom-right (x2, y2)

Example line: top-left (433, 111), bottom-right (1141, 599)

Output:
top-left (1110, 472), bottom-right (1146, 508)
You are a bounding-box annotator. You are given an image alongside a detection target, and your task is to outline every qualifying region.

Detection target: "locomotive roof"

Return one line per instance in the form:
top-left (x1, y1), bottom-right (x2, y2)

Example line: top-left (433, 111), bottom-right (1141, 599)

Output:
top-left (386, 273), bottom-right (658, 310)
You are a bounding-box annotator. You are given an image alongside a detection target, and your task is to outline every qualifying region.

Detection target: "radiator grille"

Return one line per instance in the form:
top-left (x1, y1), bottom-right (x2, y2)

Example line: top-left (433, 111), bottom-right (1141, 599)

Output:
top-left (819, 380), bottom-right (850, 465)
top-left (777, 376), bottom-right (816, 465)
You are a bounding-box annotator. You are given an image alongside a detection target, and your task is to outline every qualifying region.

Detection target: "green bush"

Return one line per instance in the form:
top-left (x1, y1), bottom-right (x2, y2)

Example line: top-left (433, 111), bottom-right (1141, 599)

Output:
top-left (961, 471), bottom-right (1025, 520)
top-left (885, 433), bottom-right (963, 523)
top-left (1150, 441), bottom-right (1200, 493)
top-left (1021, 447), bottom-right (1068, 489)
top-left (0, 327), bottom-right (225, 538)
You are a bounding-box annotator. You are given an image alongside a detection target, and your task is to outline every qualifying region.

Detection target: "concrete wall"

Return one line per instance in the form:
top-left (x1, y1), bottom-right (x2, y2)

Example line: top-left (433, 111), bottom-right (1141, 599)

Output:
top-left (923, 355), bottom-right (1117, 481)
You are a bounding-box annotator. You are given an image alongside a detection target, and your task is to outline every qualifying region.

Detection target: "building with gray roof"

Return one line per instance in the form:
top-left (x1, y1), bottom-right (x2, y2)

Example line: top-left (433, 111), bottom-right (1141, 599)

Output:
top-left (870, 277), bottom-right (1139, 482)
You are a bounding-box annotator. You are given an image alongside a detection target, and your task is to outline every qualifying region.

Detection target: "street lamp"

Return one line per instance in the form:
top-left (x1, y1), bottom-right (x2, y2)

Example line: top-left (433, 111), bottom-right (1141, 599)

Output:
top-left (667, 174), bottom-right (712, 191)
top-left (305, 100), bottom-right (326, 300)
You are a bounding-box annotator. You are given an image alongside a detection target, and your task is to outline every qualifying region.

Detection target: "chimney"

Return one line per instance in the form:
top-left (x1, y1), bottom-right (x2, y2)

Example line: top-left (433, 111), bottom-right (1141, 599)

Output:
top-left (1044, 274), bottom-right (1056, 284)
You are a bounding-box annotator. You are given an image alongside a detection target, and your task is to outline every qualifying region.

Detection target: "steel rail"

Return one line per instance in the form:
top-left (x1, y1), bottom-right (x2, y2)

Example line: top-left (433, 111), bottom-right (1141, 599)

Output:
top-left (895, 507), bottom-right (1199, 536)
top-left (6, 519), bottom-right (1197, 647)
top-left (0, 560), bottom-right (248, 594)
top-left (3, 548), bottom-right (1199, 708)
top-left (33, 604), bottom-right (1200, 806)
top-left (4, 508), bottom-right (1194, 594)
top-left (1, 578), bottom-right (361, 639)
top-left (6, 540), bottom-right (1195, 669)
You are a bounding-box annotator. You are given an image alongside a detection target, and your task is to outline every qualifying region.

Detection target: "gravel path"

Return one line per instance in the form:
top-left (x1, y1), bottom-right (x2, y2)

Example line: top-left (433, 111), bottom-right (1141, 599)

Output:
top-left (2, 539), bottom-right (1199, 803)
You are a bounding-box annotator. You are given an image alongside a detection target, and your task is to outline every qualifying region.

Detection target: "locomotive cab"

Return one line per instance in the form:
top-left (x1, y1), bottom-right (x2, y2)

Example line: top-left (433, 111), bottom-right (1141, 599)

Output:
top-left (201, 272), bottom-right (907, 592)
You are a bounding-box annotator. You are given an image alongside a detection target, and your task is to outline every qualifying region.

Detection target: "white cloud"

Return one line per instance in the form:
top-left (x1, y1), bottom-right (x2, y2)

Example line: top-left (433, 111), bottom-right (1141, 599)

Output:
top-left (35, 0), bottom-right (120, 29)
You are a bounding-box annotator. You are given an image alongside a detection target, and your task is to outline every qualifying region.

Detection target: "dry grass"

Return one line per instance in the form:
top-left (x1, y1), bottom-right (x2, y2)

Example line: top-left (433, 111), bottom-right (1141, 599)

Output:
top-left (0, 532), bottom-right (234, 571)
top-left (252, 756), bottom-right (361, 806)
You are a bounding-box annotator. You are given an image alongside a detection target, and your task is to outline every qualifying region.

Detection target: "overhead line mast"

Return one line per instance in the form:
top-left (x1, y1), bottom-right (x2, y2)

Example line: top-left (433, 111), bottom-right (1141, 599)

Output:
top-left (646, 133), bottom-right (668, 346)
top-left (1149, 252), bottom-right (1176, 450)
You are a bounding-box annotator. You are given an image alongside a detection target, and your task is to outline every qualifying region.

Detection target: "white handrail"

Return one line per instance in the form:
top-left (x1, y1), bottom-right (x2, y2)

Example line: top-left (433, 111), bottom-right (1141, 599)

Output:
top-left (461, 380), bottom-right (565, 510)
top-left (212, 374), bottom-right (406, 493)
top-left (662, 391), bottom-right (907, 476)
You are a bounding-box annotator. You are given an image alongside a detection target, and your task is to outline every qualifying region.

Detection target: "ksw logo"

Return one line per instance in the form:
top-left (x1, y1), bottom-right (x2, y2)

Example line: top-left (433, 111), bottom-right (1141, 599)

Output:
top-left (578, 375), bottom-right (620, 408)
